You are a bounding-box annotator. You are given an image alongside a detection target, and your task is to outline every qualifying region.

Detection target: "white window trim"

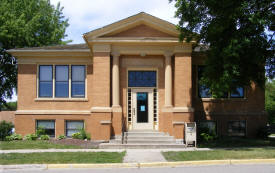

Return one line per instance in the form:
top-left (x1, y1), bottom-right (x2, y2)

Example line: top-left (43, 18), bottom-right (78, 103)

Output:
top-left (36, 64), bottom-right (88, 101)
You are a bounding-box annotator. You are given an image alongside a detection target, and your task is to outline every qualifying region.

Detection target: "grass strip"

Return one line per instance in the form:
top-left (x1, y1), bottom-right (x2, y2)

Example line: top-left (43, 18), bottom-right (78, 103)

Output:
top-left (0, 141), bottom-right (81, 150)
top-left (198, 138), bottom-right (275, 148)
top-left (163, 148), bottom-right (275, 161)
top-left (0, 152), bottom-right (126, 165)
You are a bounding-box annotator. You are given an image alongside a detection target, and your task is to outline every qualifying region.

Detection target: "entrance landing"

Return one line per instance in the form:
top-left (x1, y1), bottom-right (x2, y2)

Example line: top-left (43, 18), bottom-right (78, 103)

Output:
top-left (99, 130), bottom-right (186, 149)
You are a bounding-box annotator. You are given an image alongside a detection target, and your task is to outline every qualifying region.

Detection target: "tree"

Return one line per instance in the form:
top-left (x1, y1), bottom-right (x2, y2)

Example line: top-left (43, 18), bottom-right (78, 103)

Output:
top-left (0, 0), bottom-right (70, 110)
top-left (170, 0), bottom-right (274, 96)
top-left (266, 80), bottom-right (275, 124)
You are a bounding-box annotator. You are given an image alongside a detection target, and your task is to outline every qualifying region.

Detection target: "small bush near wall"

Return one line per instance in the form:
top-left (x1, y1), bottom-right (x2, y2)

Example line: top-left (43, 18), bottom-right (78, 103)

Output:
top-left (36, 127), bottom-right (46, 137)
top-left (71, 129), bottom-right (91, 140)
top-left (72, 132), bottom-right (82, 139)
top-left (0, 120), bottom-right (14, 140)
top-left (5, 133), bottom-right (23, 141)
top-left (40, 135), bottom-right (50, 140)
top-left (24, 134), bottom-right (38, 141)
top-left (58, 135), bottom-right (66, 140)
top-left (257, 126), bottom-right (271, 139)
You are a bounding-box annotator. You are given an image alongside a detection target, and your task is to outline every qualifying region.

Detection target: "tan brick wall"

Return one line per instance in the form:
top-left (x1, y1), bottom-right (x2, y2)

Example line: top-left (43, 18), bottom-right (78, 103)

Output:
top-left (192, 54), bottom-right (266, 137)
top-left (174, 53), bottom-right (192, 107)
top-left (17, 64), bottom-right (94, 110)
top-left (106, 24), bottom-right (175, 37)
top-left (191, 55), bottom-right (265, 113)
top-left (15, 113), bottom-right (111, 140)
top-left (14, 51), bottom-right (266, 140)
top-left (92, 52), bottom-right (110, 107)
top-left (0, 111), bottom-right (15, 124)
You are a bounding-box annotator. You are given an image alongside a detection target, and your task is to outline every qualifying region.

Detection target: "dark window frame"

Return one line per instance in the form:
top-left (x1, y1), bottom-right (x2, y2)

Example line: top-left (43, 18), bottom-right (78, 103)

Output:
top-left (197, 65), bottom-right (245, 99)
top-left (198, 120), bottom-right (217, 135)
top-left (228, 120), bottom-right (246, 137)
top-left (39, 65), bottom-right (53, 97)
top-left (65, 120), bottom-right (84, 137)
top-left (128, 71), bottom-right (157, 88)
top-left (55, 65), bottom-right (69, 98)
top-left (197, 66), bottom-right (212, 98)
top-left (230, 87), bottom-right (244, 98)
top-left (36, 120), bottom-right (55, 137)
top-left (38, 65), bottom-right (87, 99)
top-left (71, 65), bottom-right (86, 98)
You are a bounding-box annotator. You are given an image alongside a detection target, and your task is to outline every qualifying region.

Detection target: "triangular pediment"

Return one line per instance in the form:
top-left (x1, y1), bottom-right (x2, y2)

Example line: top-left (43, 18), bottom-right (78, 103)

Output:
top-left (102, 24), bottom-right (175, 37)
top-left (84, 12), bottom-right (179, 40)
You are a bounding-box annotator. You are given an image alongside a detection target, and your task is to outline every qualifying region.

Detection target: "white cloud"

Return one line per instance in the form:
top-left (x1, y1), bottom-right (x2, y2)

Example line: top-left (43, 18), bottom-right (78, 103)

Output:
top-left (50, 0), bottom-right (179, 43)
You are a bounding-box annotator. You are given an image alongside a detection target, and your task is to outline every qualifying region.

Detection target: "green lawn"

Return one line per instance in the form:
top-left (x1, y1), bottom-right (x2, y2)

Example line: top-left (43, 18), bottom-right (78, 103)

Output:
top-left (198, 137), bottom-right (275, 148)
top-left (0, 141), bottom-right (81, 150)
top-left (163, 148), bottom-right (275, 161)
top-left (0, 152), bottom-right (126, 165)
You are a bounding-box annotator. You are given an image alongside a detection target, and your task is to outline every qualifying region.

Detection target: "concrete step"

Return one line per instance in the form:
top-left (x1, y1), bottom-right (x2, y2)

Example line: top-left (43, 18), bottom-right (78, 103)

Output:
top-left (125, 140), bottom-right (176, 144)
top-left (125, 132), bottom-right (168, 137)
top-left (125, 136), bottom-right (175, 140)
top-left (109, 137), bottom-right (175, 144)
top-left (99, 143), bottom-right (186, 149)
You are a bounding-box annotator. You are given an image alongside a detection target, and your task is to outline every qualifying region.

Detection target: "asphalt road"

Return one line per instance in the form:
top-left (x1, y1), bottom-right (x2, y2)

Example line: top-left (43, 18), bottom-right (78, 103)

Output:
top-left (3, 164), bottom-right (275, 173)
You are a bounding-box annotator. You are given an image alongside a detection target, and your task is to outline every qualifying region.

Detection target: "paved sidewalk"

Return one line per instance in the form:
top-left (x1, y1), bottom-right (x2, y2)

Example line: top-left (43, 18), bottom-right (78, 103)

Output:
top-left (123, 149), bottom-right (166, 163)
top-left (0, 148), bottom-right (211, 154)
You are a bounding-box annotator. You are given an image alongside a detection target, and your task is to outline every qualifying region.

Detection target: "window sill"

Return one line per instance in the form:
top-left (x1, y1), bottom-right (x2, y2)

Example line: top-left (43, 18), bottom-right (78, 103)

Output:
top-left (35, 98), bottom-right (88, 102)
top-left (198, 98), bottom-right (247, 102)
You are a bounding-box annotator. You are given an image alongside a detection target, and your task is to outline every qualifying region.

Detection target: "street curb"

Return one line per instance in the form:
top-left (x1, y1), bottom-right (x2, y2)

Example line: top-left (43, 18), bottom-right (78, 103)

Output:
top-left (2, 159), bottom-right (275, 170)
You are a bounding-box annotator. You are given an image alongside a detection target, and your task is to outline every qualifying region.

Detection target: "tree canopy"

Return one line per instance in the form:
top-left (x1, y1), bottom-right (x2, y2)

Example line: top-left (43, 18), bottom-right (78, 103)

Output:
top-left (0, 0), bottom-right (69, 110)
top-left (171, 0), bottom-right (274, 96)
top-left (266, 80), bottom-right (275, 123)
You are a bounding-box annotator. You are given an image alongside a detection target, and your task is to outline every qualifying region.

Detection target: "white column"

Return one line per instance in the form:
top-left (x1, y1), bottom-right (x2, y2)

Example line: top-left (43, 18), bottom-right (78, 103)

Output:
top-left (164, 51), bottom-right (173, 107)
top-left (112, 52), bottom-right (120, 107)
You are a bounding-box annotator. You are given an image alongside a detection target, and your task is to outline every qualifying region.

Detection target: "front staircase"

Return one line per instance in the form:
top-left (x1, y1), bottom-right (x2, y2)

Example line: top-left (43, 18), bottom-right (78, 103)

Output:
top-left (99, 130), bottom-right (186, 149)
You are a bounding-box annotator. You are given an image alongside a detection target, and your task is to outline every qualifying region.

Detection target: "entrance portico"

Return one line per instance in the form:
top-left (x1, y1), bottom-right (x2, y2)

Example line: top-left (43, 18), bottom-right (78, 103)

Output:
top-left (83, 12), bottom-right (194, 140)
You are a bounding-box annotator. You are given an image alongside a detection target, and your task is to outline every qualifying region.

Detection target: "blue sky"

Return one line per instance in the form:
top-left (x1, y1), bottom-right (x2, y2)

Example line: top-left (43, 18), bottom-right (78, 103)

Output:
top-left (51, 0), bottom-right (179, 44)
top-left (6, 0), bottom-right (179, 102)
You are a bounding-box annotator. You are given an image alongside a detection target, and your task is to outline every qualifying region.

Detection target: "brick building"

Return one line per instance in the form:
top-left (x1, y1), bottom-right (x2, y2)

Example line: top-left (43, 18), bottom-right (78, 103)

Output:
top-left (8, 12), bottom-right (266, 142)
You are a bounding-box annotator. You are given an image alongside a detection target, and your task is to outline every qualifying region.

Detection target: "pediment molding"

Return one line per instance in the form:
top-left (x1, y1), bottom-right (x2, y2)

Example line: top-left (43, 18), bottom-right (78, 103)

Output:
top-left (83, 12), bottom-right (179, 40)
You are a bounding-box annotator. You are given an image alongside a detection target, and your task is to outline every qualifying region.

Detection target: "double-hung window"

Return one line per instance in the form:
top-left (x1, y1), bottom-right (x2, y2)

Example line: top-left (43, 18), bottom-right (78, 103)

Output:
top-left (66, 120), bottom-right (84, 137)
top-left (71, 65), bottom-right (85, 97)
top-left (55, 65), bottom-right (69, 97)
top-left (197, 66), bottom-right (212, 98)
top-left (230, 87), bottom-right (244, 98)
top-left (36, 120), bottom-right (55, 137)
top-left (197, 66), bottom-right (244, 98)
top-left (38, 65), bottom-right (86, 98)
top-left (39, 66), bottom-right (53, 97)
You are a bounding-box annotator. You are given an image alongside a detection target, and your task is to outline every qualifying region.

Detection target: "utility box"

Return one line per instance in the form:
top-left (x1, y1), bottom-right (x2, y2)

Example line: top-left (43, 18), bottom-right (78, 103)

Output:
top-left (185, 122), bottom-right (197, 147)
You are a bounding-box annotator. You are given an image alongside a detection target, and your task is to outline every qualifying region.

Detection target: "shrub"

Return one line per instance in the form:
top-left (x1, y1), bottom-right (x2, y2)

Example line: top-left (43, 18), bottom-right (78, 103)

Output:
top-left (198, 126), bottom-right (217, 142)
top-left (40, 135), bottom-right (50, 140)
top-left (24, 134), bottom-right (38, 141)
top-left (86, 133), bottom-right (91, 140)
top-left (80, 128), bottom-right (87, 140)
top-left (5, 133), bottom-right (22, 141)
top-left (200, 133), bottom-right (214, 142)
top-left (72, 129), bottom-right (91, 140)
top-left (0, 120), bottom-right (14, 140)
top-left (36, 127), bottom-right (46, 137)
top-left (72, 132), bottom-right (82, 139)
top-left (58, 134), bottom-right (66, 140)
top-left (257, 126), bottom-right (271, 139)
